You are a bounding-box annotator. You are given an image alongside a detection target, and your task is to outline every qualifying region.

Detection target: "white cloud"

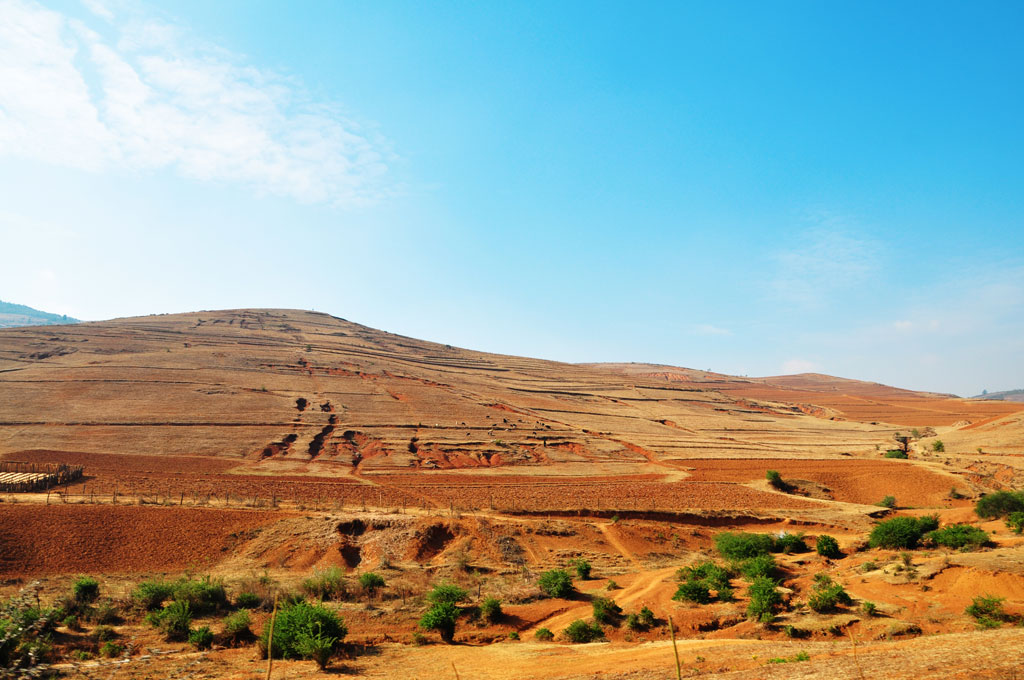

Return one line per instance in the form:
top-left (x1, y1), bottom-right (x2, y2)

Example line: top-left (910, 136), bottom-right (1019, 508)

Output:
top-left (781, 358), bottom-right (817, 374)
top-left (692, 323), bottom-right (733, 336)
top-left (0, 0), bottom-right (391, 205)
top-left (770, 221), bottom-right (881, 308)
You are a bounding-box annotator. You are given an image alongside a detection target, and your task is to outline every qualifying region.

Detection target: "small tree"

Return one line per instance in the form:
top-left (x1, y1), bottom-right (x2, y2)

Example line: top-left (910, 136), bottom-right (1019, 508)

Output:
top-left (591, 597), bottom-right (622, 624)
top-left (877, 496), bottom-right (897, 509)
top-left (766, 470), bottom-right (788, 491)
top-left (1005, 511), bottom-right (1024, 534)
top-left (73, 577), bottom-right (100, 604)
top-left (568, 558), bottom-right (592, 580)
top-left (538, 570), bottom-right (574, 598)
top-left (932, 440), bottom-right (945, 452)
top-left (563, 619), bottom-right (603, 643)
top-left (427, 583), bottom-right (469, 606)
top-left (480, 597), bottom-right (502, 623)
top-left (868, 515), bottom-right (938, 549)
top-left (419, 602), bottom-right (459, 643)
top-left (358, 572), bottom-right (386, 598)
top-left (975, 491), bottom-right (1024, 519)
top-left (746, 577), bottom-right (781, 623)
top-left (534, 627), bottom-right (554, 641)
top-left (816, 535), bottom-right (842, 559)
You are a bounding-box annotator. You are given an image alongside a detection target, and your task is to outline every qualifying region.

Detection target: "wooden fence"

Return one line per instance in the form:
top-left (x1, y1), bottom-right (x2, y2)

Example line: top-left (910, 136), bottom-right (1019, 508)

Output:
top-left (0, 461), bottom-right (84, 493)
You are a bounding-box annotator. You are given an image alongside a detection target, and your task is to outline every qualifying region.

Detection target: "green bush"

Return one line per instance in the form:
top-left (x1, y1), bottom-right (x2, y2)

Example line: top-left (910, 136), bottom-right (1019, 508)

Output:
top-left (222, 610), bottom-right (252, 642)
top-left (538, 570), bottom-right (574, 598)
top-left (624, 613), bottom-right (641, 630)
top-left (73, 577), bottom-right (100, 604)
top-left (172, 576), bottom-right (227, 615)
top-left (806, 574), bottom-right (852, 613)
top-left (568, 558), bottom-right (592, 580)
top-left (746, 577), bottom-right (781, 623)
top-left (884, 450), bottom-right (909, 459)
top-left (1006, 511), bottom-right (1024, 534)
top-left (147, 600), bottom-right (192, 641)
top-left (774, 532), bottom-right (807, 554)
top-left (189, 626), bottom-right (214, 650)
top-left (99, 641), bottom-right (123, 658)
top-left (508, 630), bottom-right (519, 640)
top-left (924, 524), bottom-right (989, 550)
top-left (677, 561), bottom-right (731, 591)
top-left (563, 619), bottom-right (603, 643)
top-left (419, 602), bottom-right (459, 643)
top-left (861, 601), bottom-right (877, 617)
top-left (877, 496), bottom-right (897, 509)
top-left (932, 440), bottom-right (945, 452)
top-left (236, 592), bottom-right (261, 609)
top-left (740, 554), bottom-right (777, 581)
top-left (868, 515), bottom-right (939, 549)
top-left (132, 580), bottom-right (175, 610)
top-left (766, 470), bottom-right (788, 490)
top-left (672, 580), bottom-right (711, 604)
top-left (714, 532), bottom-right (774, 560)
top-left (816, 535), bottom-right (842, 559)
top-left (591, 597), bottom-right (621, 624)
top-left (480, 597), bottom-right (503, 623)
top-left (534, 627), bottom-right (554, 641)
top-left (965, 594), bottom-right (1009, 629)
top-left (638, 606), bottom-right (655, 627)
top-left (90, 600), bottom-right (119, 625)
top-left (975, 491), bottom-right (1024, 519)
top-left (295, 625), bottom-right (338, 670)
top-left (302, 567), bottom-right (348, 601)
top-left (358, 572), bottom-right (386, 596)
top-left (260, 600), bottom-right (346, 659)
top-left (91, 624), bottom-right (116, 642)
top-left (427, 583), bottom-right (469, 606)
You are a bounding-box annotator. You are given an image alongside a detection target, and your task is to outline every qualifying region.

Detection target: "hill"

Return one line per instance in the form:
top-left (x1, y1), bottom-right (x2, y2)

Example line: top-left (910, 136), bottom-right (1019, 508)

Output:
top-left (0, 300), bottom-right (79, 328)
top-left (972, 388), bottom-right (1024, 402)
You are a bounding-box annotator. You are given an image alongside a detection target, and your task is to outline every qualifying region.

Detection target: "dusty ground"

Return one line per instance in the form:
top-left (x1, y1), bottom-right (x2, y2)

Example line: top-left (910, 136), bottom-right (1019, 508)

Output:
top-left (0, 309), bottom-right (1022, 679)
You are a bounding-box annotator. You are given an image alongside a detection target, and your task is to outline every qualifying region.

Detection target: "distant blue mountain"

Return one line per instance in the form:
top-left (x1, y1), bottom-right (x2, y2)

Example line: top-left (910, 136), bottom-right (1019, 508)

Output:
top-left (0, 300), bottom-right (80, 328)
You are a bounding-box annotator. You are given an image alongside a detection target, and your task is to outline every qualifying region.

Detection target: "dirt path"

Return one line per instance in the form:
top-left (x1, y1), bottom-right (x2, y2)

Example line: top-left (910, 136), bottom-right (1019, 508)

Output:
top-left (597, 522), bottom-right (643, 570)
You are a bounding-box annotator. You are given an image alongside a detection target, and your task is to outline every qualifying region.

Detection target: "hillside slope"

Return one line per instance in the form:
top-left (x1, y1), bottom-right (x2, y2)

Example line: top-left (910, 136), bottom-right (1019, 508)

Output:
top-left (0, 300), bottom-right (79, 328)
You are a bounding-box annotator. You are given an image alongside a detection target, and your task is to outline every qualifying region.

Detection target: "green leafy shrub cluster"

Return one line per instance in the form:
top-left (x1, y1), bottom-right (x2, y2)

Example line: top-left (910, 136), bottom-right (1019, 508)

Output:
top-left (975, 491), bottom-right (1024, 519)
top-left (739, 554), bottom-right (777, 581)
top-left (766, 470), bottom-right (789, 491)
top-left (568, 558), bottom-right (592, 580)
top-left (73, 577), bottom-right (100, 604)
top-left (806, 574), bottom-right (852, 613)
top-left (674, 561), bottom-right (732, 604)
top-left (746, 576), bottom-right (782, 623)
top-left (1006, 511), bottom-right (1024, 534)
top-left (767, 651), bottom-right (810, 664)
top-left (222, 610), bottom-right (252, 643)
top-left (358, 572), bottom-right (386, 596)
top-left (774, 532), bottom-right (807, 554)
top-left (260, 600), bottom-right (346, 663)
top-left (302, 567), bottom-right (348, 601)
top-left (132, 576), bottom-right (226, 614)
top-left (538, 569), bottom-right (574, 598)
top-left (877, 496), bottom-right (897, 509)
top-left (235, 592), bottom-right (261, 609)
top-left (146, 600), bottom-right (193, 641)
top-left (189, 626), bottom-right (214, 650)
top-left (563, 619), bottom-right (603, 643)
top-left (884, 450), bottom-right (909, 459)
top-left (924, 524), bottom-right (989, 550)
top-left (965, 594), bottom-right (1012, 629)
top-left (932, 440), bottom-right (945, 452)
top-left (714, 532), bottom-right (774, 559)
top-left (815, 535), bottom-right (842, 559)
top-left (591, 597), bottom-right (621, 624)
top-left (868, 515), bottom-right (939, 549)
top-left (418, 584), bottom-right (469, 643)
top-left (480, 597), bottom-right (503, 623)
top-left (534, 627), bottom-right (554, 641)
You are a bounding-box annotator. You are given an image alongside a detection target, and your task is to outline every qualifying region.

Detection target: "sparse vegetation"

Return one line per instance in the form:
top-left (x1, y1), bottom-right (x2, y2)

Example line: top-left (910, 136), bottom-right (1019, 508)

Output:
top-left (146, 599), bottom-right (192, 641)
top-left (73, 576), bottom-right (100, 604)
top-left (302, 567), bottom-right (348, 601)
top-left (806, 574), bottom-right (852, 613)
top-left (222, 610), bottom-right (252, 643)
top-left (884, 449), bottom-right (909, 459)
top-left (419, 601), bottom-right (460, 643)
top-left (538, 569), bottom-right (574, 598)
top-left (868, 515), bottom-right (939, 549)
top-left (638, 606), bottom-right (655, 627)
top-left (563, 619), bottom-right (603, 643)
top-left (861, 601), bottom-right (877, 617)
top-left (766, 469), bottom-right (789, 490)
top-left (877, 495), bottom-right (897, 508)
top-left (260, 600), bottom-right (346, 661)
top-left (534, 627), bottom-right (554, 641)
top-left (1005, 511), bottom-right (1024, 534)
top-left (189, 625), bottom-right (214, 650)
top-left (480, 597), bottom-right (503, 623)
top-left (714, 532), bottom-right (774, 560)
top-left (965, 594), bottom-right (1012, 629)
top-left (768, 651), bottom-right (810, 664)
top-left (816, 534), bottom-right (842, 559)
top-left (569, 557), bottom-right (592, 580)
top-left (924, 524), bottom-right (989, 550)
top-left (746, 576), bottom-right (782, 623)
top-left (975, 490), bottom-right (1024, 519)
top-left (591, 597), bottom-right (621, 624)
top-left (358, 571), bottom-right (386, 597)
top-left (932, 440), bottom-right (945, 452)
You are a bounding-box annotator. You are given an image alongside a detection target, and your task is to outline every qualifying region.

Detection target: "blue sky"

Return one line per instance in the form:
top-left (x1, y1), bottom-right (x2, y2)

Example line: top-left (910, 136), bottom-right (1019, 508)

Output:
top-left (1, 0), bottom-right (1022, 396)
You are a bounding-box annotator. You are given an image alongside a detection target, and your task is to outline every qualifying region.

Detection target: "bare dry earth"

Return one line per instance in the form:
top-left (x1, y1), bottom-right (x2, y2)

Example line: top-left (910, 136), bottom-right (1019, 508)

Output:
top-left (0, 309), bottom-right (1023, 679)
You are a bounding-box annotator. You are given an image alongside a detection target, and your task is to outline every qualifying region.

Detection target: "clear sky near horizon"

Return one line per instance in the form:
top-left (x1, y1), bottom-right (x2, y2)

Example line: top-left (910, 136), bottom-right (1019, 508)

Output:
top-left (1, 0), bottom-right (1022, 397)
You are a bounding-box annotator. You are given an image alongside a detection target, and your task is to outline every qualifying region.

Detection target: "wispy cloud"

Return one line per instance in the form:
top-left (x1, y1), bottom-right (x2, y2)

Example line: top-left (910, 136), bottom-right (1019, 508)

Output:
top-left (770, 218), bottom-right (881, 309)
top-left (0, 0), bottom-right (391, 205)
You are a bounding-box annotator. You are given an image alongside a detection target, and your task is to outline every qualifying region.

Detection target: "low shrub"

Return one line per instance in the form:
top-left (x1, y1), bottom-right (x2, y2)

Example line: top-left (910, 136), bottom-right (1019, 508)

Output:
top-left (90, 600), bottom-right (119, 625)
top-left (189, 626), bottom-right (214, 650)
top-left (99, 641), bottom-right (122, 658)
top-left (591, 597), bottom-right (621, 624)
top-left (172, 576), bottom-right (227, 615)
top-left (932, 440), bottom-right (945, 452)
top-left (480, 597), bottom-right (502, 623)
top-left (419, 602), bottom-right (459, 643)
top-left (975, 491), bottom-right (1024, 519)
top-left (677, 561), bottom-right (731, 591)
top-left (965, 594), bottom-right (1010, 629)
top-left (563, 619), bottom-right (603, 643)
top-left (624, 613), bottom-right (641, 630)
top-left (235, 592), bottom-right (261, 609)
top-left (260, 600), bottom-right (347, 660)
top-left (427, 583), bottom-right (469, 606)
top-left (672, 580), bottom-right (711, 604)
top-left (638, 606), bottom-right (655, 627)
top-left (714, 532), bottom-right (774, 560)
top-left (766, 470), bottom-right (788, 490)
top-left (868, 515), bottom-right (939, 549)
top-left (73, 577), bottom-right (100, 604)
top-left (877, 496), bottom-right (897, 509)
top-left (91, 624), bottom-right (116, 642)
top-left (924, 524), bottom-right (989, 550)
top-left (302, 567), bottom-right (348, 601)
top-left (740, 554), bottom-right (777, 581)
top-left (746, 576), bottom-right (781, 623)
top-left (132, 580), bottom-right (175, 610)
top-left (538, 570), bottom-right (574, 598)
top-left (774, 532), bottom-right (807, 554)
top-left (1006, 511), bottom-right (1024, 534)
top-left (816, 535), bottom-right (842, 559)
top-left (147, 600), bottom-right (192, 641)
top-left (884, 450), bottom-right (908, 459)
top-left (358, 572), bottom-right (386, 597)
top-left (222, 610), bottom-right (252, 643)
top-left (508, 630), bottom-right (519, 640)
top-left (569, 558), bottom-right (592, 580)
top-left (861, 601), bottom-right (877, 617)
top-left (806, 574), bottom-right (852, 613)
top-left (534, 627), bottom-right (554, 641)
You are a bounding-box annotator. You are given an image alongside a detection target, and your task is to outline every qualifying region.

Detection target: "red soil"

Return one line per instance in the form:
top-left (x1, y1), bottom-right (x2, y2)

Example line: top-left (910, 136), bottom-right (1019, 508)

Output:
top-left (0, 504), bottom-right (282, 575)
